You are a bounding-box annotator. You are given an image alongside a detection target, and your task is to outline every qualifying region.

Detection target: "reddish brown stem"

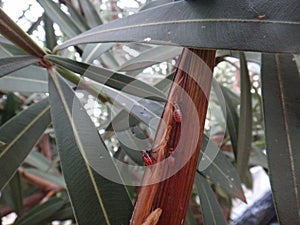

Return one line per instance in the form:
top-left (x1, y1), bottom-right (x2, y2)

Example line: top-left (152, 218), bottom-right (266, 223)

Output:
top-left (130, 48), bottom-right (215, 225)
top-left (19, 168), bottom-right (63, 192)
top-left (37, 134), bottom-right (51, 161)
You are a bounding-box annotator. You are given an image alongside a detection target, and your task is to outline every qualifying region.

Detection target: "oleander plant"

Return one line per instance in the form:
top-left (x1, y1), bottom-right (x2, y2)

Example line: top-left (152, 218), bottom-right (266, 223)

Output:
top-left (0, 0), bottom-right (299, 224)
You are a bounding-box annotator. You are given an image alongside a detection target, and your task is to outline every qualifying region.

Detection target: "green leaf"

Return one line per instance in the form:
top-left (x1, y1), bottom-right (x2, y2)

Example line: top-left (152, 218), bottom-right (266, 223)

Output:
top-left (236, 52), bottom-right (252, 178)
top-left (43, 13), bottom-right (57, 50)
top-left (36, 0), bottom-right (82, 38)
top-left (0, 56), bottom-right (39, 77)
top-left (24, 168), bottom-right (66, 189)
top-left (63, 1), bottom-right (90, 32)
top-left (249, 147), bottom-right (268, 169)
top-left (195, 173), bottom-right (227, 225)
top-left (45, 55), bottom-right (166, 101)
top-left (13, 197), bottom-right (65, 225)
top-left (82, 43), bottom-right (114, 63)
top-left (24, 151), bottom-right (59, 173)
top-left (117, 128), bottom-right (149, 165)
top-left (97, 84), bottom-right (163, 130)
top-left (126, 43), bottom-right (153, 52)
top-left (83, 79), bottom-right (163, 138)
top-left (0, 95), bottom-right (23, 215)
top-left (1, 92), bottom-right (17, 124)
top-left (2, 172), bottom-right (23, 216)
top-left (108, 98), bottom-right (163, 132)
top-left (47, 201), bottom-right (74, 221)
top-left (55, 0), bottom-right (300, 53)
top-left (0, 9), bottom-right (46, 57)
top-left (212, 80), bottom-right (239, 159)
top-left (79, 0), bottom-right (103, 27)
top-left (154, 71), bottom-right (174, 93)
top-left (261, 53), bottom-right (300, 224)
top-left (48, 70), bottom-right (133, 225)
top-left (198, 135), bottom-right (245, 201)
top-left (105, 108), bottom-right (138, 132)
top-left (119, 46), bottom-right (182, 71)
top-left (26, 15), bottom-right (43, 35)
top-left (0, 98), bottom-right (51, 191)
top-left (0, 41), bottom-right (27, 56)
top-left (0, 66), bottom-right (48, 93)
top-left (0, 36), bottom-right (15, 45)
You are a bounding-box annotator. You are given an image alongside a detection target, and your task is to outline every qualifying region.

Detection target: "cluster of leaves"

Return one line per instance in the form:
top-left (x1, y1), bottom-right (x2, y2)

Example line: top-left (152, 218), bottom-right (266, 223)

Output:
top-left (0, 0), bottom-right (299, 225)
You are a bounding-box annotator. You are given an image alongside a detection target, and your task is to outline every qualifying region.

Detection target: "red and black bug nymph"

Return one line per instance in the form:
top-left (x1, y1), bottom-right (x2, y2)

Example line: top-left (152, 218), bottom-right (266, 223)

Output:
top-left (172, 103), bottom-right (182, 123)
top-left (142, 150), bottom-right (154, 166)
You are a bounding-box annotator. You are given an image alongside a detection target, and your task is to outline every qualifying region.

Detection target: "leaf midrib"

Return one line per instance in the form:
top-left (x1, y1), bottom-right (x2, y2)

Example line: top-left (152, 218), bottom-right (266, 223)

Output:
top-left (2, 75), bottom-right (47, 84)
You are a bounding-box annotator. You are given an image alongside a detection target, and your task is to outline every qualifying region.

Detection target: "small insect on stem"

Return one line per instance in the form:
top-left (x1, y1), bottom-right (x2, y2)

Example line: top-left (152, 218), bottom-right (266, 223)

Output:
top-left (142, 150), bottom-right (154, 166)
top-left (172, 103), bottom-right (182, 123)
top-left (258, 14), bottom-right (265, 19)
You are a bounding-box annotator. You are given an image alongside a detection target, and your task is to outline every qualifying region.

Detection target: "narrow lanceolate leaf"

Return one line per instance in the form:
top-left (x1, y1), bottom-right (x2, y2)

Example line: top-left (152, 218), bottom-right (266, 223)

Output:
top-left (27, 15), bottom-right (43, 35)
top-left (261, 54), bottom-right (300, 224)
top-left (249, 147), bottom-right (268, 169)
top-left (213, 80), bottom-right (239, 159)
top-left (0, 56), bottom-right (39, 77)
top-left (43, 13), bottom-right (57, 50)
top-left (0, 41), bottom-right (27, 56)
top-left (55, 0), bottom-right (300, 53)
top-left (0, 66), bottom-right (48, 92)
top-left (14, 197), bottom-right (65, 225)
top-left (1, 93), bottom-right (23, 215)
top-left (45, 55), bottom-right (166, 101)
top-left (198, 135), bottom-right (245, 201)
top-left (82, 43), bottom-right (114, 63)
top-left (0, 8), bottom-right (46, 57)
top-left (0, 98), bottom-right (51, 191)
top-left (2, 172), bottom-right (23, 216)
top-left (79, 0), bottom-right (103, 27)
top-left (63, 1), bottom-right (90, 32)
top-left (1, 92), bottom-right (17, 125)
top-left (236, 52), bottom-right (252, 178)
top-left (36, 0), bottom-right (82, 38)
top-left (48, 201), bottom-right (74, 221)
top-left (195, 173), bottom-right (227, 225)
top-left (0, 36), bottom-right (13, 45)
top-left (48, 70), bottom-right (132, 225)
top-left (119, 46), bottom-right (182, 71)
